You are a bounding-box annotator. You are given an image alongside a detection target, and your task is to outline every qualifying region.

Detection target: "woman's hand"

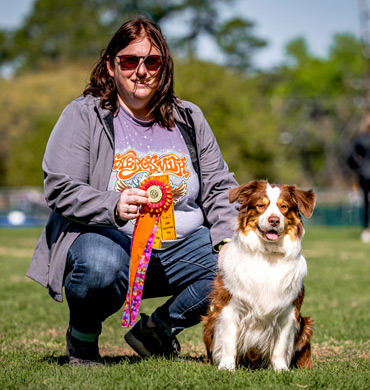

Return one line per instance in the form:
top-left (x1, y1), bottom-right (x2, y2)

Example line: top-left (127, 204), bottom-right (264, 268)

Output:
top-left (115, 188), bottom-right (149, 221)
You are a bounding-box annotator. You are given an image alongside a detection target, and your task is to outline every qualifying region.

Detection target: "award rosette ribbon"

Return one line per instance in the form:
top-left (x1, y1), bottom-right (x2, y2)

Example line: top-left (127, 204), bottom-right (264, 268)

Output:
top-left (122, 174), bottom-right (175, 327)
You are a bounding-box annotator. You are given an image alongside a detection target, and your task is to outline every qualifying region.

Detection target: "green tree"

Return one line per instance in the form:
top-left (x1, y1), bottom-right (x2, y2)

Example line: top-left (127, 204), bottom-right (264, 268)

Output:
top-left (175, 59), bottom-right (282, 183)
top-left (215, 18), bottom-right (267, 71)
top-left (267, 34), bottom-right (364, 186)
top-left (0, 0), bottom-right (266, 72)
top-left (0, 63), bottom-right (89, 186)
top-left (285, 37), bottom-right (312, 65)
top-left (1, 0), bottom-right (113, 70)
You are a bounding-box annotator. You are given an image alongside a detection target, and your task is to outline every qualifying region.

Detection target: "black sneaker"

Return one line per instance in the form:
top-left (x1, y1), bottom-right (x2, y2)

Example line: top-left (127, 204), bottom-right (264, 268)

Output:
top-left (66, 327), bottom-right (103, 366)
top-left (124, 313), bottom-right (181, 359)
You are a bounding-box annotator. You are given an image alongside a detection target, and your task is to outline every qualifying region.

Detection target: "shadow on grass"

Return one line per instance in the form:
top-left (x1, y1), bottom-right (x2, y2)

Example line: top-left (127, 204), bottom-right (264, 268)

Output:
top-left (41, 354), bottom-right (206, 366)
top-left (41, 354), bottom-right (141, 366)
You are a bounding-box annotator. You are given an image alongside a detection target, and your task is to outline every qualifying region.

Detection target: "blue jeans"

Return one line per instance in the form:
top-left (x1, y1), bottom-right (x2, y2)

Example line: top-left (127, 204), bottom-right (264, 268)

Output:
top-left (64, 226), bottom-right (218, 337)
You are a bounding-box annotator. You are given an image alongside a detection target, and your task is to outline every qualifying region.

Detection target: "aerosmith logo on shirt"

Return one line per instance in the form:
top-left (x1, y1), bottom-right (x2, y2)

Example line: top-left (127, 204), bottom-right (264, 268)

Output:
top-left (113, 150), bottom-right (189, 205)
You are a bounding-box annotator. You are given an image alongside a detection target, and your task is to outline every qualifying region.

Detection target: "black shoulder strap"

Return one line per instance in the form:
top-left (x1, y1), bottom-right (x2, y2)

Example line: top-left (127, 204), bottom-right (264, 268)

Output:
top-left (175, 106), bottom-right (200, 177)
top-left (175, 105), bottom-right (208, 224)
top-left (104, 112), bottom-right (114, 139)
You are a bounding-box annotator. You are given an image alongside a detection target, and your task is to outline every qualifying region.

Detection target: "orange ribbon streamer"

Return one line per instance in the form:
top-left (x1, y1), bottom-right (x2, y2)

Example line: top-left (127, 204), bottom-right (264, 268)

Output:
top-left (122, 174), bottom-right (173, 326)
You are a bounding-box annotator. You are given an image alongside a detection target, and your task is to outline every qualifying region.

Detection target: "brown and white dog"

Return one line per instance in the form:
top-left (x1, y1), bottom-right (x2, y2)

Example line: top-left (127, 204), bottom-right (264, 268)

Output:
top-left (203, 180), bottom-right (315, 371)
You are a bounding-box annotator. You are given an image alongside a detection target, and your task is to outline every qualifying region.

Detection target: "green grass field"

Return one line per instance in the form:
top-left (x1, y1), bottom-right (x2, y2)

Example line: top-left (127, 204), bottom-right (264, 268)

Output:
top-left (0, 226), bottom-right (369, 389)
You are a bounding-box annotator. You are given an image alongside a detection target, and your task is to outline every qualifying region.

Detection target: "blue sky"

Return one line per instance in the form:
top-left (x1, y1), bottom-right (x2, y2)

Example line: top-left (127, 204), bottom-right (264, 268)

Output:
top-left (0, 0), bottom-right (361, 68)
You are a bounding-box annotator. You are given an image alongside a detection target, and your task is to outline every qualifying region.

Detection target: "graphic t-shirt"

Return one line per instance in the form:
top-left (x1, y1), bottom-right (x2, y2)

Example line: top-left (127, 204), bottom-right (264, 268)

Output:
top-left (108, 106), bottom-right (204, 248)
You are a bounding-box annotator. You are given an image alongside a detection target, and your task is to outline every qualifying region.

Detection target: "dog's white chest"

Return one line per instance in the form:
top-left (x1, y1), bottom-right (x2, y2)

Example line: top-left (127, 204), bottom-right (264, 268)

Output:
top-left (223, 243), bottom-right (306, 309)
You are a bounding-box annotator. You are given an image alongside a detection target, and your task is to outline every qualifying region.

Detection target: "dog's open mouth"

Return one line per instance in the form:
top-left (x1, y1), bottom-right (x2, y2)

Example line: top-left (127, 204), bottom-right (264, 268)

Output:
top-left (258, 226), bottom-right (280, 241)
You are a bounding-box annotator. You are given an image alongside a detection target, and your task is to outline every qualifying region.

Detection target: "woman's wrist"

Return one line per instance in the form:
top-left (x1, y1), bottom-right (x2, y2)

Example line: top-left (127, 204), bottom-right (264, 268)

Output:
top-left (215, 238), bottom-right (231, 252)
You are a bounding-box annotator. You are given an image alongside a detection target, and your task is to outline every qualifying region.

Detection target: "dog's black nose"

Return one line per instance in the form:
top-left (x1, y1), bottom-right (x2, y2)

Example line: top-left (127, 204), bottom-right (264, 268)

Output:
top-left (268, 216), bottom-right (280, 227)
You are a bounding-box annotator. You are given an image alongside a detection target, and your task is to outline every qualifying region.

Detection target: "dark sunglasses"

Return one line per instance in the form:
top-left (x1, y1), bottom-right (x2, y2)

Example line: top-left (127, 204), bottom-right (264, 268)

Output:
top-left (115, 55), bottom-right (163, 71)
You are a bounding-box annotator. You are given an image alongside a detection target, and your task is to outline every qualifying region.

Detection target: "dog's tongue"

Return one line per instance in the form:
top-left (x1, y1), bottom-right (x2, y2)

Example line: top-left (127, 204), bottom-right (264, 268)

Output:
top-left (266, 231), bottom-right (279, 241)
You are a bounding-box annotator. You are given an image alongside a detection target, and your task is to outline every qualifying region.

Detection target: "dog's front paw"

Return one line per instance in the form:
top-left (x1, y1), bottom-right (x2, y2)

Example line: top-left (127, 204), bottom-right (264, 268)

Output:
top-left (272, 358), bottom-right (289, 371)
top-left (218, 357), bottom-right (236, 371)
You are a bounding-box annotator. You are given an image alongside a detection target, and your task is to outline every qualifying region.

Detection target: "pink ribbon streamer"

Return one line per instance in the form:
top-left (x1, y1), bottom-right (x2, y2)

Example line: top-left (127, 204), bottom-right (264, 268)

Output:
top-left (122, 214), bottom-right (160, 327)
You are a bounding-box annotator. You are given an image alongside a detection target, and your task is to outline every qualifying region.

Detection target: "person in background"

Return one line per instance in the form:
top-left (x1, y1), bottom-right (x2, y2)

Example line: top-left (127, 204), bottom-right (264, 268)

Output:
top-left (27, 17), bottom-right (238, 365)
top-left (348, 114), bottom-right (370, 243)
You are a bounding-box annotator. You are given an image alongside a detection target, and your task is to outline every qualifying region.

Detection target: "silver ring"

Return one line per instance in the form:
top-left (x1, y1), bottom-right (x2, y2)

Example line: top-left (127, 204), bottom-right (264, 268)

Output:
top-left (126, 206), bottom-right (130, 214)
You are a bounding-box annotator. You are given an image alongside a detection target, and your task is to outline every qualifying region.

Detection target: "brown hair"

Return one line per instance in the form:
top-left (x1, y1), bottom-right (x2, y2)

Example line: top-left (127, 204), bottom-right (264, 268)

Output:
top-left (84, 17), bottom-right (177, 128)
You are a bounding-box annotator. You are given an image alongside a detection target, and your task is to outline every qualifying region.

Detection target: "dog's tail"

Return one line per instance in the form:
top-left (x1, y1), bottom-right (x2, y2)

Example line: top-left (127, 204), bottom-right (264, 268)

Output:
top-left (202, 310), bottom-right (215, 362)
top-left (292, 315), bottom-right (314, 369)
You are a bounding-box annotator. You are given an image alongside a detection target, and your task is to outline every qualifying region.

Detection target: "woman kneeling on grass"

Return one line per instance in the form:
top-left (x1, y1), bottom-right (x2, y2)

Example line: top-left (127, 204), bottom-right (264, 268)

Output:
top-left (27, 17), bottom-right (238, 366)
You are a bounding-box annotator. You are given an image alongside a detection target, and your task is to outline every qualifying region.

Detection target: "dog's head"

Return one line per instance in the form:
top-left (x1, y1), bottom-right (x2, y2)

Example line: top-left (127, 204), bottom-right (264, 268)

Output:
top-left (229, 180), bottom-right (315, 243)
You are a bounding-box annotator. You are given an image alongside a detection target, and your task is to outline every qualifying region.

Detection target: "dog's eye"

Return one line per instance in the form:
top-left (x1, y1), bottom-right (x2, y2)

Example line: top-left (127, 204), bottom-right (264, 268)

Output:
top-left (279, 204), bottom-right (288, 211)
top-left (256, 204), bottom-right (266, 211)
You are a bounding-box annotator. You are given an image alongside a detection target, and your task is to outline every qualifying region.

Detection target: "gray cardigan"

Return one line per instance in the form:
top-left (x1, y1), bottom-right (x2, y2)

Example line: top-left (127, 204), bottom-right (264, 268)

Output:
top-left (27, 94), bottom-right (239, 302)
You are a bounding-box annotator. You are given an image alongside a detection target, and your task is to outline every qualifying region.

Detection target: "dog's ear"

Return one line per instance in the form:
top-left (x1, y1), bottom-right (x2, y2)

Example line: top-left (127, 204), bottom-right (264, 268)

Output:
top-left (289, 186), bottom-right (316, 218)
top-left (229, 180), bottom-right (267, 204)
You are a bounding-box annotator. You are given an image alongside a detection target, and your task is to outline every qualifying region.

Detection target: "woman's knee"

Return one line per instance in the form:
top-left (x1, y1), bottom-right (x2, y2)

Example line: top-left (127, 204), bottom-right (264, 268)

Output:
top-left (67, 232), bottom-right (130, 288)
